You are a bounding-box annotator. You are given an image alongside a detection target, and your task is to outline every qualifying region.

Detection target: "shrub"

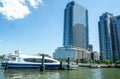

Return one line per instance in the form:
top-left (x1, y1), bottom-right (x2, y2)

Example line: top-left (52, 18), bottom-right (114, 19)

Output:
top-left (115, 60), bottom-right (120, 64)
top-left (103, 59), bottom-right (113, 64)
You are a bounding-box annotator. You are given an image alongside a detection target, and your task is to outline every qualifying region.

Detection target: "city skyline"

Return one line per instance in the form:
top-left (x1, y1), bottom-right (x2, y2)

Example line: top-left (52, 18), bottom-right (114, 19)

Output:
top-left (0, 0), bottom-right (120, 56)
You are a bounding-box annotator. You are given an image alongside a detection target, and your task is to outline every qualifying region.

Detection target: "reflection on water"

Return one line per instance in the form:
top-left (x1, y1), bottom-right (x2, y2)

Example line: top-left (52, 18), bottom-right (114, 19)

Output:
top-left (0, 68), bottom-right (120, 79)
top-left (90, 68), bottom-right (102, 79)
top-left (1, 70), bottom-right (61, 79)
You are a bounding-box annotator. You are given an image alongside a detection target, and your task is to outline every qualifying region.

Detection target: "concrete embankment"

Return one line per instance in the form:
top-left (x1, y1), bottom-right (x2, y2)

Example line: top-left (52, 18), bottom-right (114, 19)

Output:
top-left (78, 63), bottom-right (108, 68)
top-left (115, 64), bottom-right (120, 68)
top-left (78, 63), bottom-right (120, 68)
top-left (78, 63), bottom-right (91, 67)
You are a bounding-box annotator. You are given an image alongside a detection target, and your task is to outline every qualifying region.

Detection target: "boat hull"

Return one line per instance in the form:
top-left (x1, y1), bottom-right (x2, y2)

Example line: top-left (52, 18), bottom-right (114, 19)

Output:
top-left (1, 63), bottom-right (60, 70)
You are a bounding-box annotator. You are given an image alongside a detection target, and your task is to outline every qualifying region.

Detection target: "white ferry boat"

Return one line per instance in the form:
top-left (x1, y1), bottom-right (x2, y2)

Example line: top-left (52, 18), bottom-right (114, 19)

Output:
top-left (1, 53), bottom-right (60, 70)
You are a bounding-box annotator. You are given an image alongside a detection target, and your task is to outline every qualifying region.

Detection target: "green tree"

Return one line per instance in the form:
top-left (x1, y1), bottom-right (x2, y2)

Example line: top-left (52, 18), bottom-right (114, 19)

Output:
top-left (115, 60), bottom-right (120, 64)
top-left (103, 59), bottom-right (113, 64)
top-left (75, 58), bottom-right (80, 64)
top-left (0, 55), bottom-right (5, 59)
top-left (96, 60), bottom-right (102, 64)
top-left (80, 58), bottom-right (89, 63)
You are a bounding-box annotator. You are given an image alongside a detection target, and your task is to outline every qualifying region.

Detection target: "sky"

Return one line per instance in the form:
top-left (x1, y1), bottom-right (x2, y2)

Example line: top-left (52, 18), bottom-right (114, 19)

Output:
top-left (0, 0), bottom-right (120, 56)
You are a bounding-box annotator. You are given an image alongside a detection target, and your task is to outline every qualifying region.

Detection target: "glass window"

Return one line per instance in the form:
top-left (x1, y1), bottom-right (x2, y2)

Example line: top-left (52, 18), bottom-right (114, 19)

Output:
top-left (24, 58), bottom-right (34, 62)
top-left (11, 57), bottom-right (16, 61)
top-left (45, 59), bottom-right (56, 63)
top-left (34, 59), bottom-right (42, 63)
top-left (24, 58), bottom-right (56, 63)
top-left (24, 58), bottom-right (42, 63)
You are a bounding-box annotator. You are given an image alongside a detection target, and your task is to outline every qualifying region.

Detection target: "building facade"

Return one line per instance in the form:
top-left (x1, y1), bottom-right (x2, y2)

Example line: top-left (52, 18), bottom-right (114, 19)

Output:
top-left (116, 15), bottom-right (120, 60)
top-left (63, 1), bottom-right (89, 49)
top-left (53, 1), bottom-right (90, 61)
top-left (88, 44), bottom-right (93, 51)
top-left (113, 16), bottom-right (120, 61)
top-left (53, 46), bottom-right (91, 61)
top-left (91, 51), bottom-right (99, 61)
top-left (98, 12), bottom-right (113, 61)
top-left (98, 12), bottom-right (120, 62)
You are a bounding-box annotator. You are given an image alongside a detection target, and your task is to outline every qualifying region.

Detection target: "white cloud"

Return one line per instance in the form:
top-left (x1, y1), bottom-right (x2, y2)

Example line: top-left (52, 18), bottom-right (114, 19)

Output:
top-left (0, 0), bottom-right (43, 20)
top-left (29, 0), bottom-right (43, 8)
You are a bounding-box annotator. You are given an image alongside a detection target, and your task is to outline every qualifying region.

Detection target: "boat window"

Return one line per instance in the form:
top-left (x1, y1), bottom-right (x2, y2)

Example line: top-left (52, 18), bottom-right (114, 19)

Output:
top-left (24, 58), bottom-right (57, 63)
top-left (45, 59), bottom-right (56, 63)
top-left (24, 58), bottom-right (34, 62)
top-left (34, 59), bottom-right (42, 63)
top-left (24, 58), bottom-right (42, 63)
top-left (11, 57), bottom-right (16, 61)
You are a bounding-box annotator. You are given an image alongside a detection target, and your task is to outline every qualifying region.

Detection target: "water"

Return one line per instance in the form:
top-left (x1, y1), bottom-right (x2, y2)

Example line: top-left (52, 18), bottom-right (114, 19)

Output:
top-left (0, 68), bottom-right (120, 79)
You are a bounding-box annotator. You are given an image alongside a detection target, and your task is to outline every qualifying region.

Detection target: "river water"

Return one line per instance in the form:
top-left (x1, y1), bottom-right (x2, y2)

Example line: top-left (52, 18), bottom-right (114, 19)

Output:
top-left (0, 68), bottom-right (120, 79)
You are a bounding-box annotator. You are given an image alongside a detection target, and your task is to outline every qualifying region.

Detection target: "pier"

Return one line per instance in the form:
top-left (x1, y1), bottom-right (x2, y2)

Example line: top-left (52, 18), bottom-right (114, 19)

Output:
top-left (41, 54), bottom-right (45, 71)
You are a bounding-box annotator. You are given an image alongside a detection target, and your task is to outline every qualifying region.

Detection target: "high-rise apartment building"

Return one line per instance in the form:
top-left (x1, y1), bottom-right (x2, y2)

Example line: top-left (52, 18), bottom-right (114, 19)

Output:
top-left (63, 1), bottom-right (89, 49)
top-left (98, 12), bottom-right (120, 62)
top-left (113, 16), bottom-right (120, 61)
top-left (116, 16), bottom-right (120, 45)
top-left (98, 12), bottom-right (113, 61)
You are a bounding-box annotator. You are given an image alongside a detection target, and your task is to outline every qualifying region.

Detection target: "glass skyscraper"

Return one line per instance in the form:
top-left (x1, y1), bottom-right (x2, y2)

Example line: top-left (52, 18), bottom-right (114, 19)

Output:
top-left (98, 12), bottom-right (113, 61)
top-left (63, 1), bottom-right (89, 49)
top-left (99, 12), bottom-right (120, 62)
top-left (115, 16), bottom-right (120, 61)
top-left (53, 1), bottom-right (90, 61)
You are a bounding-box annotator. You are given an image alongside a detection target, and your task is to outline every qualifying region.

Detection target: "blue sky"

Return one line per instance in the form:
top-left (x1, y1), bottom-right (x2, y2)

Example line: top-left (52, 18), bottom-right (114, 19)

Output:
top-left (0, 0), bottom-right (120, 56)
